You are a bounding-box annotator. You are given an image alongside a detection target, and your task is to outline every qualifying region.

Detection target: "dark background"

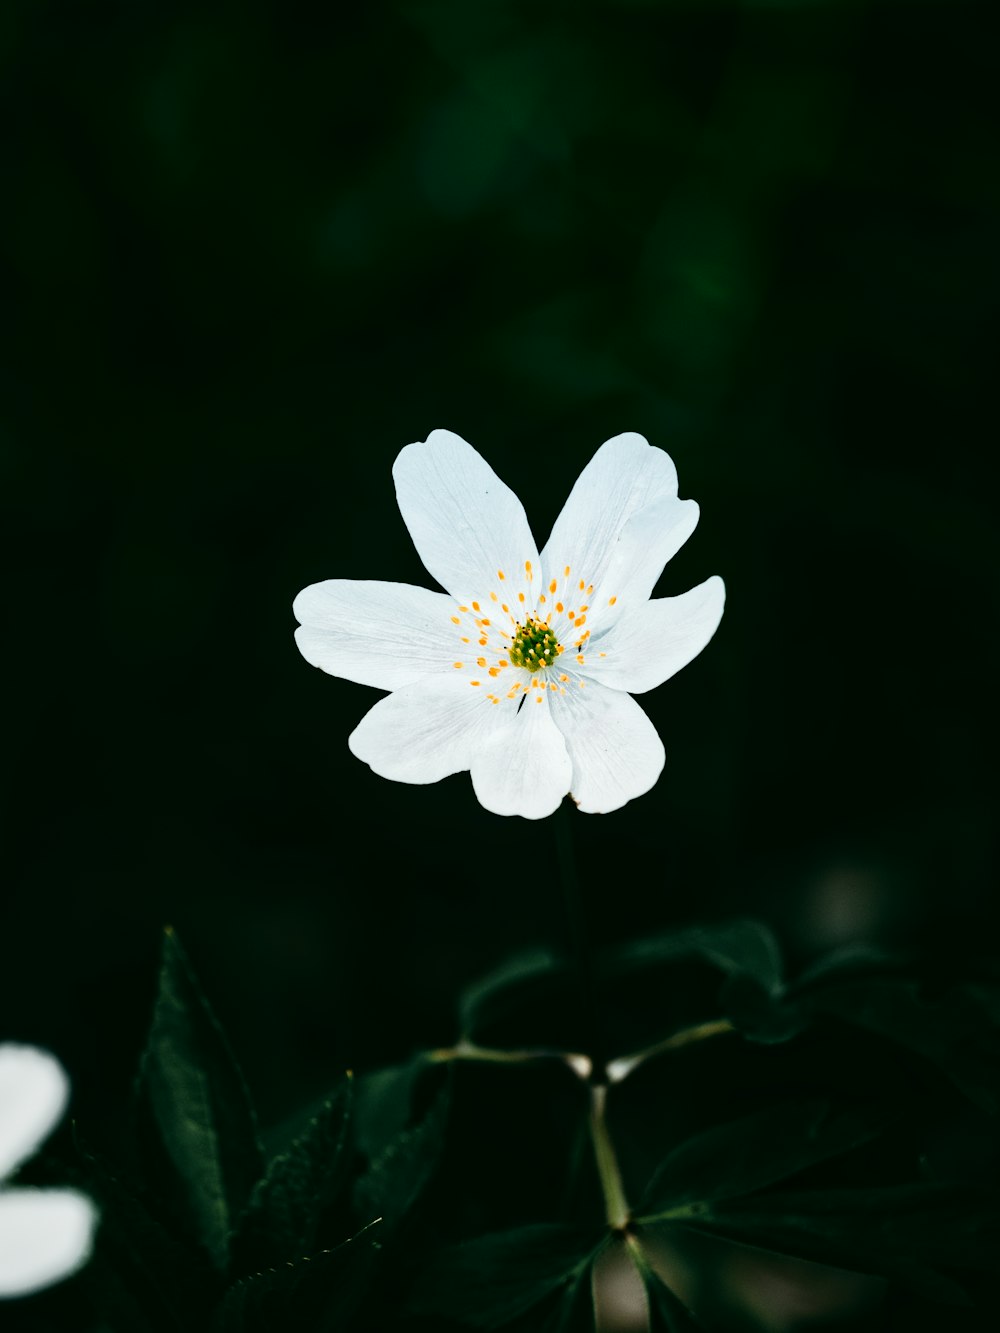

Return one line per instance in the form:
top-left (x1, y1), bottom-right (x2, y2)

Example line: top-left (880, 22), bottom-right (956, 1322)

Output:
top-left (2, 0), bottom-right (996, 1135)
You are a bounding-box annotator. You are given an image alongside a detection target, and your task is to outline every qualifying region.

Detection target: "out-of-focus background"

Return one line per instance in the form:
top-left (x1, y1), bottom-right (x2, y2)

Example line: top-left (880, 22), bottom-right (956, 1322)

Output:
top-left (3, 0), bottom-right (996, 1137)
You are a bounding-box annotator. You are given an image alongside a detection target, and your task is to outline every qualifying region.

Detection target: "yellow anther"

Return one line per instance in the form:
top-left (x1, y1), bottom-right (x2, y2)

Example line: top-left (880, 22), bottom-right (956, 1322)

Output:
top-left (450, 616), bottom-right (460, 624)
top-left (453, 662), bottom-right (463, 669)
top-left (477, 657), bottom-right (486, 667)
top-left (470, 680), bottom-right (481, 687)
top-left (609, 595), bottom-right (617, 606)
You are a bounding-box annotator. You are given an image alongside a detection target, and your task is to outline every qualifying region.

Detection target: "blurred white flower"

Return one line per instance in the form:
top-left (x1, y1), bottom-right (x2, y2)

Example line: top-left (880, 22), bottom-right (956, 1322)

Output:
top-left (0, 1044), bottom-right (98, 1299)
top-left (294, 431), bottom-right (724, 818)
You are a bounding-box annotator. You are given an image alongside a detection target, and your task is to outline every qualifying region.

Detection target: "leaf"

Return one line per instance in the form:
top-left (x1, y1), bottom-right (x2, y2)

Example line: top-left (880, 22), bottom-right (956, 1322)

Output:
top-left (410, 1224), bottom-right (599, 1329)
top-left (74, 1136), bottom-right (212, 1333)
top-left (613, 920), bottom-right (785, 995)
top-left (800, 977), bottom-right (1000, 1113)
top-left (637, 1100), bottom-right (891, 1216)
top-left (644, 1272), bottom-right (704, 1332)
top-left (624, 1235), bottom-right (702, 1332)
top-left (353, 1082), bottom-right (448, 1235)
top-left (232, 1074), bottom-right (353, 1272)
top-left (674, 1183), bottom-right (1000, 1301)
top-left (211, 1222), bottom-right (379, 1333)
top-left (133, 928), bottom-right (263, 1273)
top-left (459, 948), bottom-right (587, 1051)
top-left (719, 973), bottom-right (807, 1044)
top-left (459, 948), bottom-right (562, 1039)
top-left (352, 1054), bottom-right (433, 1160)
top-left (542, 1266), bottom-right (596, 1333)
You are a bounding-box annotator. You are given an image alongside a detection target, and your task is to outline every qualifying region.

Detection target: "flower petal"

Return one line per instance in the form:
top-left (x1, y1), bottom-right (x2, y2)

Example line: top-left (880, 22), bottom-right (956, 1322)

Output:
top-left (293, 580), bottom-right (459, 690)
top-left (394, 430), bottom-right (540, 601)
top-left (540, 433), bottom-right (694, 597)
top-left (583, 576), bottom-right (725, 694)
top-left (0, 1045), bottom-right (68, 1181)
top-left (471, 692), bottom-right (573, 819)
top-left (549, 682), bottom-right (665, 814)
top-left (0, 1189), bottom-right (97, 1297)
top-left (348, 675), bottom-right (514, 784)
top-left (598, 492), bottom-right (700, 616)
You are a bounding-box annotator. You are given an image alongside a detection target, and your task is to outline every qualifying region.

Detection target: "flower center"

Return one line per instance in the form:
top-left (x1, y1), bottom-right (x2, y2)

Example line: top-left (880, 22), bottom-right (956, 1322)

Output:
top-left (509, 616), bottom-right (562, 673)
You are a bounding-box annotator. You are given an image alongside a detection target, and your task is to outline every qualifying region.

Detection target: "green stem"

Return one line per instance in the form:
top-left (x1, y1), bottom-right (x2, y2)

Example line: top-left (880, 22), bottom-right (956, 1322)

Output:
top-left (554, 797), bottom-right (602, 1072)
top-left (427, 1040), bottom-right (591, 1077)
top-left (606, 1018), bottom-right (736, 1083)
top-left (589, 1083), bottom-right (629, 1230)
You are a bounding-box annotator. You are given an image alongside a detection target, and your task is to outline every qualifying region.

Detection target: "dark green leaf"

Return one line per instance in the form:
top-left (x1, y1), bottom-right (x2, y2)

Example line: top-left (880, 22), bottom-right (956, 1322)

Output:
top-left (801, 978), bottom-right (1000, 1113)
top-left (232, 1073), bottom-right (353, 1272)
top-left (212, 1222), bottom-right (379, 1333)
top-left (542, 1266), bottom-right (596, 1333)
top-left (411, 1224), bottom-right (598, 1329)
top-left (625, 1235), bottom-right (703, 1332)
top-left (74, 1137), bottom-right (211, 1333)
top-left (459, 948), bottom-right (561, 1040)
top-left (612, 920), bottom-right (784, 994)
top-left (676, 1183), bottom-right (1000, 1300)
top-left (134, 928), bottom-right (263, 1272)
top-left (353, 1083), bottom-right (448, 1234)
top-left (720, 973), bottom-right (807, 1044)
top-left (352, 1055), bottom-right (432, 1160)
top-left (637, 1100), bottom-right (890, 1216)
top-left (644, 1272), bottom-right (704, 1332)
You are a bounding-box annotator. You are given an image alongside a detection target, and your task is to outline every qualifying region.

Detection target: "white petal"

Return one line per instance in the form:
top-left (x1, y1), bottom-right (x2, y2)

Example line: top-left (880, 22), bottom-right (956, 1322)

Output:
top-left (393, 430), bottom-right (540, 602)
top-left (541, 433), bottom-right (694, 598)
top-left (471, 691), bottom-right (573, 819)
top-left (583, 576), bottom-right (725, 694)
top-left (348, 674), bottom-right (513, 784)
top-left (0, 1045), bottom-right (68, 1181)
top-left (549, 682), bottom-right (665, 814)
top-left (293, 580), bottom-right (460, 690)
top-left (598, 493), bottom-right (701, 615)
top-left (0, 1189), bottom-right (97, 1297)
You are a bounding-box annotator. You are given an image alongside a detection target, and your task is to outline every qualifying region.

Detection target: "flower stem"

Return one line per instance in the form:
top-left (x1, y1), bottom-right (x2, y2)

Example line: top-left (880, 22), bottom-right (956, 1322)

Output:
top-left (554, 797), bottom-right (603, 1072)
top-left (589, 1082), bottom-right (629, 1231)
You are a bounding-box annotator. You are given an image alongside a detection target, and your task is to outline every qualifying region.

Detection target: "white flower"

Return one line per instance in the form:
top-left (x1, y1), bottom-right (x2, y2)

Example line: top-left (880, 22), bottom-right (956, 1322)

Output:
top-left (0, 1044), bottom-right (98, 1299)
top-left (294, 431), bottom-right (725, 819)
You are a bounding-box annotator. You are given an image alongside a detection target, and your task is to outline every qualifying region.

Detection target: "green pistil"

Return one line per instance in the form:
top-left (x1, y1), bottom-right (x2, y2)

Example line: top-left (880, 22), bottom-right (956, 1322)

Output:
top-left (510, 617), bottom-right (561, 673)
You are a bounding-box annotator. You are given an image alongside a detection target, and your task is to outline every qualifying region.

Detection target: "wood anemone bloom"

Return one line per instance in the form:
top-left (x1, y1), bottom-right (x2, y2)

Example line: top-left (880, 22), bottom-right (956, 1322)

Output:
top-left (294, 431), bottom-right (725, 819)
top-left (0, 1045), bottom-right (98, 1298)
